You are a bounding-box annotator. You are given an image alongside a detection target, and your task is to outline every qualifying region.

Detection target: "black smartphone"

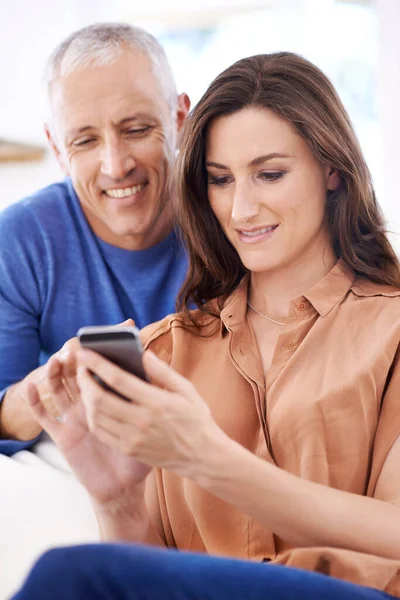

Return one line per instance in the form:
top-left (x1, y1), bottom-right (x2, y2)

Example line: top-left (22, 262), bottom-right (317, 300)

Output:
top-left (77, 325), bottom-right (147, 398)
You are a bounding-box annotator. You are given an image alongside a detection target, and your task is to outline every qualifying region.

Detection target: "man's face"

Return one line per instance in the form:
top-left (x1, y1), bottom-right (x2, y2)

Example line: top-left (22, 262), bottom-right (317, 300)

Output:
top-left (47, 49), bottom-right (189, 250)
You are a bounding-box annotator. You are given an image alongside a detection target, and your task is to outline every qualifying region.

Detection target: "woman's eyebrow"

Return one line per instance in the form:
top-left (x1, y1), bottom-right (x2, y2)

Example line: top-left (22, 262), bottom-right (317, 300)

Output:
top-left (248, 152), bottom-right (292, 166)
top-left (206, 153), bottom-right (292, 170)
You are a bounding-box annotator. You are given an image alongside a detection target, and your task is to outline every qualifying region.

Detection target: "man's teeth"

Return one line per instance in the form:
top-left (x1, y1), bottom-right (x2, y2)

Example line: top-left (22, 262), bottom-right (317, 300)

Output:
top-left (105, 183), bottom-right (145, 199)
top-left (241, 226), bottom-right (276, 237)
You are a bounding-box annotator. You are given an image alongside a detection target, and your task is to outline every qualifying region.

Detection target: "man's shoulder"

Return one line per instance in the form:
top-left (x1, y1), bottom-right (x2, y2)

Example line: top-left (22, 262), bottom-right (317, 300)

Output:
top-left (0, 179), bottom-right (74, 231)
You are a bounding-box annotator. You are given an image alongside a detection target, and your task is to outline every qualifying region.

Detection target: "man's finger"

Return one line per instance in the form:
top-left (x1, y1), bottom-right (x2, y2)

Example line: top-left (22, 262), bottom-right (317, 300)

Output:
top-left (26, 382), bottom-right (61, 438)
top-left (117, 319), bottom-right (135, 327)
top-left (46, 355), bottom-right (73, 414)
top-left (59, 348), bottom-right (80, 401)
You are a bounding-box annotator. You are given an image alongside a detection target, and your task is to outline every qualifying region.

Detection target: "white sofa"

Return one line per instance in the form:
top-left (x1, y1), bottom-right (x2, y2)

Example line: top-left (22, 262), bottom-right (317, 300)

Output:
top-left (0, 434), bottom-right (99, 599)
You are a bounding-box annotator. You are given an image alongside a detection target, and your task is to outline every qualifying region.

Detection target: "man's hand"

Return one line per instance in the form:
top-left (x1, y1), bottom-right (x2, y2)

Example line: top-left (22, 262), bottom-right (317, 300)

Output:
top-left (0, 336), bottom-right (80, 441)
top-left (0, 320), bottom-right (135, 442)
top-left (0, 367), bottom-right (46, 441)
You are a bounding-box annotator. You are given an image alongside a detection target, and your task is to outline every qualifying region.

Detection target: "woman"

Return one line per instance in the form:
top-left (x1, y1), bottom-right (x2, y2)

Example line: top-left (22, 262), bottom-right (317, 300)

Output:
top-left (14, 52), bottom-right (400, 599)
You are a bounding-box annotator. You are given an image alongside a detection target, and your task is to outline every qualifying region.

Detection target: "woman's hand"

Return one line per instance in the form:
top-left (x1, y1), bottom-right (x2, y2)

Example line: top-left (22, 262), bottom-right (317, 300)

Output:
top-left (76, 349), bottom-right (231, 482)
top-left (27, 349), bottom-right (152, 510)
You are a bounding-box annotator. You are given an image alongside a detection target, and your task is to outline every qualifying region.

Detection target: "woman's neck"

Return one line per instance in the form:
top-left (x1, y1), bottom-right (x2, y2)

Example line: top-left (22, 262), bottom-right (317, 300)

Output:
top-left (248, 248), bottom-right (337, 320)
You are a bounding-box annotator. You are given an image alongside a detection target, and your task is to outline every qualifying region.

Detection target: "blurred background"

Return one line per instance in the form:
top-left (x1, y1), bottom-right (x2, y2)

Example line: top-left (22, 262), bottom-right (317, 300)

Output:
top-left (0, 0), bottom-right (398, 248)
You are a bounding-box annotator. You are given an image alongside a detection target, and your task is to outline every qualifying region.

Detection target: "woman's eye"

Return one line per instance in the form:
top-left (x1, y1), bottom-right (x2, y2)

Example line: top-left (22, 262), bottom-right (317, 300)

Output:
top-left (259, 171), bottom-right (284, 182)
top-left (208, 176), bottom-right (232, 186)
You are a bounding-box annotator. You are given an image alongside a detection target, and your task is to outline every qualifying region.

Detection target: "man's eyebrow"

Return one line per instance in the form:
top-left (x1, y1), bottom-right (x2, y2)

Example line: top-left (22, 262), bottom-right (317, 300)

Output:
top-left (66, 115), bottom-right (154, 139)
top-left (118, 114), bottom-right (153, 126)
top-left (66, 125), bottom-right (93, 138)
top-left (205, 153), bottom-right (292, 169)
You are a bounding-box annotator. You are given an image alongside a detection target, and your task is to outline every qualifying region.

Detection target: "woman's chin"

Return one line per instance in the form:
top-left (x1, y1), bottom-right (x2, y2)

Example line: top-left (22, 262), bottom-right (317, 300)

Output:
top-left (241, 259), bottom-right (280, 275)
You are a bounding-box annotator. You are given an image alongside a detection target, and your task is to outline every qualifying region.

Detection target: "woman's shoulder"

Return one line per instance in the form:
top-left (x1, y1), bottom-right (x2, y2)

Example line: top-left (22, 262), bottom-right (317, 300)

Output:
top-left (351, 278), bottom-right (400, 300)
top-left (351, 278), bottom-right (400, 312)
top-left (348, 278), bottom-right (400, 333)
top-left (139, 309), bottom-right (220, 358)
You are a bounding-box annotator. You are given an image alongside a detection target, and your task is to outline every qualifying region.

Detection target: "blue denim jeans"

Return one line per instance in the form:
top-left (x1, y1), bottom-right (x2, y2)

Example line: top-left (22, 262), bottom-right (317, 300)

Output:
top-left (12, 544), bottom-right (395, 600)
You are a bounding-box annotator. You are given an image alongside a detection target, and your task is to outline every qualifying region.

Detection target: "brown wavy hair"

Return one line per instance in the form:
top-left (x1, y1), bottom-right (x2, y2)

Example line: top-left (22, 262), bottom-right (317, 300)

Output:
top-left (175, 52), bottom-right (400, 318)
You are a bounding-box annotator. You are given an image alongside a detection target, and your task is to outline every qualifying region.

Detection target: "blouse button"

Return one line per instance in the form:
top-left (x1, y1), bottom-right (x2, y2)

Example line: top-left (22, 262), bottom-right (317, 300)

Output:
top-left (298, 302), bottom-right (307, 311)
top-left (285, 342), bottom-right (294, 350)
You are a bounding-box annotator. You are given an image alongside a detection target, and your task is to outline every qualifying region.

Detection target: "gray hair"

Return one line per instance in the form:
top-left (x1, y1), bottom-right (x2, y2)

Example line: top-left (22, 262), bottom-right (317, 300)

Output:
top-left (44, 22), bottom-right (178, 116)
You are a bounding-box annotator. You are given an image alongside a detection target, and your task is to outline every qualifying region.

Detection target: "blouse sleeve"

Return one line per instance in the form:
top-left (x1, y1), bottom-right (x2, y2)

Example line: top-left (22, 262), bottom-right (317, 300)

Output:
top-left (367, 344), bottom-right (400, 497)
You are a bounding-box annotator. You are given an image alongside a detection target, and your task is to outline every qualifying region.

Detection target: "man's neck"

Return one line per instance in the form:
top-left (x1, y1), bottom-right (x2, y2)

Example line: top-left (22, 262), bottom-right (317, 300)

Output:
top-left (83, 204), bottom-right (174, 251)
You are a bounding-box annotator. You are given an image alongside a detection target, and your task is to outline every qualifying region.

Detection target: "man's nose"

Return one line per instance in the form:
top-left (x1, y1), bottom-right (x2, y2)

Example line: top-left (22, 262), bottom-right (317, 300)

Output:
top-left (100, 140), bottom-right (136, 180)
top-left (231, 182), bottom-right (261, 223)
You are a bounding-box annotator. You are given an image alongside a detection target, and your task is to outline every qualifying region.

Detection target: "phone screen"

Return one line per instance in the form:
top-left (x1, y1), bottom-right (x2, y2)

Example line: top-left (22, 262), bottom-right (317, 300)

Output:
top-left (77, 326), bottom-right (148, 399)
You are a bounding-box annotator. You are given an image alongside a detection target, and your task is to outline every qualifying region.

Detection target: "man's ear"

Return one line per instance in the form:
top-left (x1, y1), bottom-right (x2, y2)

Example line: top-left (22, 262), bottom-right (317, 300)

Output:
top-left (44, 124), bottom-right (70, 176)
top-left (176, 93), bottom-right (191, 132)
top-left (326, 167), bottom-right (341, 192)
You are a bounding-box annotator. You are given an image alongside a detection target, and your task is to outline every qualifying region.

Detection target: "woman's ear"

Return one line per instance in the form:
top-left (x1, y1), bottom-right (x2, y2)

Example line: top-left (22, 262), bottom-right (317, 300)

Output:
top-left (326, 167), bottom-right (341, 191)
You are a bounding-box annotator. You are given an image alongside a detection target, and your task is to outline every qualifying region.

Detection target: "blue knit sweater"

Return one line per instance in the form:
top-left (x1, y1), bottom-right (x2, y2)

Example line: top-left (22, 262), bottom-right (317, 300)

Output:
top-left (0, 178), bottom-right (188, 455)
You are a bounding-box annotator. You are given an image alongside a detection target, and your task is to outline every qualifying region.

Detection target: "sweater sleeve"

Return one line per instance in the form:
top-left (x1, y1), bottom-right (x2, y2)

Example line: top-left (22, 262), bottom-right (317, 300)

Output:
top-left (0, 202), bottom-right (44, 454)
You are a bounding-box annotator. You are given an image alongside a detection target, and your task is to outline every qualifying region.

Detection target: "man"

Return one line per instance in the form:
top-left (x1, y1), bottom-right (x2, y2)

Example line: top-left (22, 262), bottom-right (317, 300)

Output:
top-left (0, 23), bottom-right (190, 455)
top-left (0, 23), bottom-right (190, 598)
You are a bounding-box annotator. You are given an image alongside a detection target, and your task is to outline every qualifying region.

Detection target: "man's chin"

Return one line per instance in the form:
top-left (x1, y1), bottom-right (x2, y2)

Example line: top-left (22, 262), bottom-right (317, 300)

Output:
top-left (107, 222), bottom-right (168, 251)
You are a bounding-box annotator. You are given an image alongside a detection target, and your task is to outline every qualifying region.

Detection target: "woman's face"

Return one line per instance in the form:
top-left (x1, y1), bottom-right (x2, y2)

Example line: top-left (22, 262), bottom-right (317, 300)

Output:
top-left (205, 107), bottom-right (340, 275)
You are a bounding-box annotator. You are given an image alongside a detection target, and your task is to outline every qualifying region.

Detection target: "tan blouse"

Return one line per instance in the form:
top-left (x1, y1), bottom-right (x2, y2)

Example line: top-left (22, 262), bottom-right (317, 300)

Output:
top-left (141, 260), bottom-right (400, 596)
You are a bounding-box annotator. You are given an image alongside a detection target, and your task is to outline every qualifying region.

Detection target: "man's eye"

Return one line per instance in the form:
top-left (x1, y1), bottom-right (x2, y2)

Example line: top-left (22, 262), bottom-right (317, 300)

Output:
top-left (126, 126), bottom-right (151, 135)
top-left (73, 138), bottom-right (95, 147)
top-left (208, 176), bottom-right (232, 186)
top-left (259, 171), bottom-right (284, 182)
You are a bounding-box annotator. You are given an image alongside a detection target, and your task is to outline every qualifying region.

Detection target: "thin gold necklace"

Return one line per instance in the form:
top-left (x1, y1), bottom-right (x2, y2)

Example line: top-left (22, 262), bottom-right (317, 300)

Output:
top-left (247, 301), bottom-right (286, 326)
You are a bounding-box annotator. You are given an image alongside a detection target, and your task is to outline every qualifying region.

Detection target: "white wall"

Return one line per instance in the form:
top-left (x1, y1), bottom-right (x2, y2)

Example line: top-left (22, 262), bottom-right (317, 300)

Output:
top-left (0, 0), bottom-right (398, 252)
top-left (376, 0), bottom-right (400, 250)
top-left (0, 0), bottom-right (125, 205)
